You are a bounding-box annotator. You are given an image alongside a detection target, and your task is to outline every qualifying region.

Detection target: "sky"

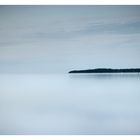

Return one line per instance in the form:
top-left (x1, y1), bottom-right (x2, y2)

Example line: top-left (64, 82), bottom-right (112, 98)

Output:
top-left (0, 6), bottom-right (140, 74)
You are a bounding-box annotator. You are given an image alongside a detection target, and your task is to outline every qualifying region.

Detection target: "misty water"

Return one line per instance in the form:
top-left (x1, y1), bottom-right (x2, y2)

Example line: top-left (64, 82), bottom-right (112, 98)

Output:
top-left (0, 74), bottom-right (140, 134)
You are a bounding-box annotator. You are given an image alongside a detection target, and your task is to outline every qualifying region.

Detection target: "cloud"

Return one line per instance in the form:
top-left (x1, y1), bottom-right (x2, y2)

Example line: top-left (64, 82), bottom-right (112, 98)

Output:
top-left (0, 6), bottom-right (140, 73)
top-left (25, 17), bottom-right (140, 43)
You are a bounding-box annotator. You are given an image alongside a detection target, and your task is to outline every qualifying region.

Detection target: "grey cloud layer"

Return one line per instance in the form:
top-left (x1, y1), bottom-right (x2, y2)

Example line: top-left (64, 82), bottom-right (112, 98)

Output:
top-left (0, 6), bottom-right (140, 73)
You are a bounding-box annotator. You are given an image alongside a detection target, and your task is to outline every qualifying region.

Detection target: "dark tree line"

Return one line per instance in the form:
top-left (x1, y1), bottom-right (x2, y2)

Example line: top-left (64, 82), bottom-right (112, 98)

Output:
top-left (69, 68), bottom-right (140, 73)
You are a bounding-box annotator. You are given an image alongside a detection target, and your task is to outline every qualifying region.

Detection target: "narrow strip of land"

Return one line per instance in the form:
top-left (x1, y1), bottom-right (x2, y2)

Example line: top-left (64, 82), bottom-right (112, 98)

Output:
top-left (69, 68), bottom-right (140, 73)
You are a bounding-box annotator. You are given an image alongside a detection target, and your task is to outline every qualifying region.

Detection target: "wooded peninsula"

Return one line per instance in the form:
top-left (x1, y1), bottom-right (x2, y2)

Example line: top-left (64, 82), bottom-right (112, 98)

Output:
top-left (69, 68), bottom-right (140, 73)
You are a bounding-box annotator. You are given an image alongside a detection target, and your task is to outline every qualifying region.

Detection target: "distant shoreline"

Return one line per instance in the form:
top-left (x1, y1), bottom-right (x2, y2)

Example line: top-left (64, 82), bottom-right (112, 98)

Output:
top-left (69, 68), bottom-right (140, 74)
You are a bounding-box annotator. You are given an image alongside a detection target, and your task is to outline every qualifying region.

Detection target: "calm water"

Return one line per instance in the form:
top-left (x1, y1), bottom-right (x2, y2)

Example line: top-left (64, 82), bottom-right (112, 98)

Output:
top-left (0, 74), bottom-right (140, 134)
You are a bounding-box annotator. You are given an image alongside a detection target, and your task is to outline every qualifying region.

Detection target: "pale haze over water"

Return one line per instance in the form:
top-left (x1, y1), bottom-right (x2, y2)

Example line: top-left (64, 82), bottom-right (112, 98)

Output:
top-left (1, 74), bottom-right (140, 134)
top-left (0, 6), bottom-right (140, 134)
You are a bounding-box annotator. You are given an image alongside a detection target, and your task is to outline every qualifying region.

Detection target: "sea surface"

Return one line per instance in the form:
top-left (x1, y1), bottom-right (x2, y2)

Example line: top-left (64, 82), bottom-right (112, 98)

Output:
top-left (0, 73), bottom-right (140, 134)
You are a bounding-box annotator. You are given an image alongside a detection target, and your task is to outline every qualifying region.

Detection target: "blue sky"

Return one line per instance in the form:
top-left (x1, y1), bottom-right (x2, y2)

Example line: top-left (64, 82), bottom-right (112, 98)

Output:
top-left (0, 6), bottom-right (140, 73)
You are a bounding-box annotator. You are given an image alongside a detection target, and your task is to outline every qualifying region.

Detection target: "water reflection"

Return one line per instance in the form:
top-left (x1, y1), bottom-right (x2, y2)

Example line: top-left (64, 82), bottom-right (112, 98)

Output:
top-left (0, 74), bottom-right (140, 134)
top-left (69, 73), bottom-right (140, 80)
